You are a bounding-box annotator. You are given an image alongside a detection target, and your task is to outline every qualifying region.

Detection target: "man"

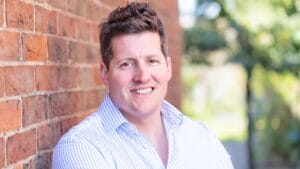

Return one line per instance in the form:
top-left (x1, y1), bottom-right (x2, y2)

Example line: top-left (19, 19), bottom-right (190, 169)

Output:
top-left (52, 2), bottom-right (234, 169)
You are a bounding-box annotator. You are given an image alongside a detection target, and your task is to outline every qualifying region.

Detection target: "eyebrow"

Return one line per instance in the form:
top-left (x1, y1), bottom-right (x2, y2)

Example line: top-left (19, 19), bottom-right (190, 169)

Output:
top-left (144, 54), bottom-right (161, 59)
top-left (115, 57), bottom-right (135, 63)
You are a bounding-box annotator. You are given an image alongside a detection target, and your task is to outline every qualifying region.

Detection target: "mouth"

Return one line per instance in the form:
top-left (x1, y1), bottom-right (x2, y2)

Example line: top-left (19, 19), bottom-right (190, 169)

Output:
top-left (131, 87), bottom-right (154, 95)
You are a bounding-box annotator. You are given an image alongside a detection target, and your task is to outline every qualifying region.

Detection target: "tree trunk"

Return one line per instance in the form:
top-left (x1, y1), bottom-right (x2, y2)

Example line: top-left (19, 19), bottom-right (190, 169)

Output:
top-left (246, 69), bottom-right (254, 169)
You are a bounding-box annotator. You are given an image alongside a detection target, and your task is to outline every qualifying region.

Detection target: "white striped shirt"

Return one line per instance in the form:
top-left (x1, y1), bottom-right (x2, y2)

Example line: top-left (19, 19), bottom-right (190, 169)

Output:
top-left (52, 95), bottom-right (234, 169)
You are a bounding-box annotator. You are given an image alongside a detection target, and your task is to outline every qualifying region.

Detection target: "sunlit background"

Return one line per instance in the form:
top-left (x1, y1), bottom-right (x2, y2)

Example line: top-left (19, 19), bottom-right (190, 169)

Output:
top-left (178, 0), bottom-right (300, 169)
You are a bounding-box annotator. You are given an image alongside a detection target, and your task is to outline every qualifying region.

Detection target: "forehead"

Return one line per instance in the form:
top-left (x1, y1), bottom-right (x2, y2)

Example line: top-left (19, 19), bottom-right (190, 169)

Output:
top-left (111, 32), bottom-right (162, 59)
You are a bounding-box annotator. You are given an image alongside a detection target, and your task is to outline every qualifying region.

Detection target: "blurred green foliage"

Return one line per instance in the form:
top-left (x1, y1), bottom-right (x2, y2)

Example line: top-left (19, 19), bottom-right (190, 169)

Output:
top-left (184, 20), bottom-right (227, 64)
top-left (251, 65), bottom-right (300, 166)
top-left (181, 62), bottom-right (247, 141)
top-left (182, 0), bottom-right (300, 167)
top-left (185, 0), bottom-right (300, 73)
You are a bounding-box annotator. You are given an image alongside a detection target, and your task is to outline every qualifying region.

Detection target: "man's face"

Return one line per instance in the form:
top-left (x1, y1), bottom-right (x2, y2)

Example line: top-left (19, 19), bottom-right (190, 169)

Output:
top-left (101, 32), bottom-right (172, 123)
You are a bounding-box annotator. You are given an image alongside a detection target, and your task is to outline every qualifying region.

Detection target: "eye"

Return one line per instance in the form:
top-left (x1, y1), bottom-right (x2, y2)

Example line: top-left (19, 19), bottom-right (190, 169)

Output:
top-left (148, 58), bottom-right (160, 65)
top-left (119, 60), bottom-right (134, 69)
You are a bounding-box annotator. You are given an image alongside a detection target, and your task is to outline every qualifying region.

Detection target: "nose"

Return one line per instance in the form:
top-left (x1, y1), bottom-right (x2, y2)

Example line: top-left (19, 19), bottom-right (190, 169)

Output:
top-left (133, 64), bottom-right (150, 83)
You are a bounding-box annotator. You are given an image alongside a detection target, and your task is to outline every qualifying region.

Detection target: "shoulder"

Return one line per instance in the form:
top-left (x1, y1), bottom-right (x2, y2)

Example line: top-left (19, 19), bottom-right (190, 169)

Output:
top-left (53, 111), bottom-right (114, 161)
top-left (180, 116), bottom-right (213, 136)
top-left (161, 100), bottom-right (216, 141)
top-left (57, 112), bottom-right (109, 147)
top-left (182, 117), bottom-right (232, 158)
top-left (175, 117), bottom-right (233, 167)
top-left (52, 112), bottom-right (114, 168)
top-left (180, 116), bottom-right (226, 147)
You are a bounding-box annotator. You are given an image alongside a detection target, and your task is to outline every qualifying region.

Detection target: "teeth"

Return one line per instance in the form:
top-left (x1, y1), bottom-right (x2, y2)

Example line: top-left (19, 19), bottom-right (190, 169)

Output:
top-left (134, 88), bottom-right (152, 94)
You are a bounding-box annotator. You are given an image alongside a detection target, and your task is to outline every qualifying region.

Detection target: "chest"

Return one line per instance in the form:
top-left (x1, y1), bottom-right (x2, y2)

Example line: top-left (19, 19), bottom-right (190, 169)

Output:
top-left (104, 130), bottom-right (217, 169)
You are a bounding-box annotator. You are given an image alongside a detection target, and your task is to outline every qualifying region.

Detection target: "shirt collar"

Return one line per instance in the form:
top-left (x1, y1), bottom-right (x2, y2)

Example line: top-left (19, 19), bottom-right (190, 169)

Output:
top-left (161, 100), bottom-right (183, 127)
top-left (98, 94), bottom-right (183, 133)
top-left (98, 94), bottom-right (129, 132)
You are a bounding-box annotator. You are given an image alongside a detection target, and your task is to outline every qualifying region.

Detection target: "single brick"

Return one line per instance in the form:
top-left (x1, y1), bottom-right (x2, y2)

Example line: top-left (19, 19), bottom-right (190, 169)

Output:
top-left (35, 65), bottom-right (78, 91)
top-left (87, 1), bottom-right (102, 22)
top-left (0, 137), bottom-right (4, 168)
top-left (35, 6), bottom-right (57, 34)
top-left (22, 95), bottom-right (47, 127)
top-left (22, 33), bottom-right (47, 61)
top-left (69, 41), bottom-right (86, 63)
top-left (0, 31), bottom-right (21, 61)
top-left (0, 100), bottom-right (21, 132)
top-left (47, 36), bottom-right (68, 63)
top-left (58, 13), bottom-right (76, 38)
top-left (6, 129), bottom-right (36, 164)
top-left (77, 0), bottom-right (88, 19)
top-left (76, 1), bottom-right (103, 21)
top-left (84, 2), bottom-right (101, 21)
top-left (5, 66), bottom-right (34, 96)
top-left (6, 0), bottom-right (34, 30)
top-left (86, 45), bottom-right (99, 63)
top-left (78, 67), bottom-right (102, 88)
top-left (78, 67), bottom-right (93, 88)
top-left (48, 91), bottom-right (86, 117)
top-left (35, 65), bottom-right (59, 91)
top-left (0, 0), bottom-right (3, 25)
top-left (57, 66), bottom-right (78, 89)
top-left (0, 67), bottom-right (5, 97)
top-left (49, 92), bottom-right (86, 118)
top-left (49, 92), bottom-right (71, 118)
top-left (37, 122), bottom-right (61, 150)
top-left (85, 89), bottom-right (104, 109)
top-left (76, 21), bottom-right (92, 42)
top-left (69, 91), bottom-right (84, 113)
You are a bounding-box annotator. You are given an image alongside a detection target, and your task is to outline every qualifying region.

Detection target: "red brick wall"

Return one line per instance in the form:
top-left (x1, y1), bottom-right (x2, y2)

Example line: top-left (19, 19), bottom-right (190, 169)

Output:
top-left (0, 0), bottom-right (182, 168)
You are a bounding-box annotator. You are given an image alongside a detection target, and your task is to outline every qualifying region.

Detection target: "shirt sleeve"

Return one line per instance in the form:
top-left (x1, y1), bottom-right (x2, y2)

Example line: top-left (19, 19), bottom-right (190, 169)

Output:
top-left (52, 140), bottom-right (112, 169)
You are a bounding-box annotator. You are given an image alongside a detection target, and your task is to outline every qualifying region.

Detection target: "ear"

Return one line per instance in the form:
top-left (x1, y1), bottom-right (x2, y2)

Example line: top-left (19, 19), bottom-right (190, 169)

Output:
top-left (166, 56), bottom-right (172, 81)
top-left (100, 63), bottom-right (109, 86)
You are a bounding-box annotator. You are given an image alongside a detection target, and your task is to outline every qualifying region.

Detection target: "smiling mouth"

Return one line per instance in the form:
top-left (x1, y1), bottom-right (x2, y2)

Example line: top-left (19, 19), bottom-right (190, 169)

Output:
top-left (131, 87), bottom-right (154, 95)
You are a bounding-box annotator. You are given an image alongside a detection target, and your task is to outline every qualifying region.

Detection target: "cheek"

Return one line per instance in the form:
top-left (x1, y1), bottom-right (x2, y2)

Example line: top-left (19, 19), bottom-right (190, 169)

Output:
top-left (157, 66), bottom-right (171, 80)
top-left (153, 70), bottom-right (170, 83)
top-left (109, 72), bottom-right (131, 88)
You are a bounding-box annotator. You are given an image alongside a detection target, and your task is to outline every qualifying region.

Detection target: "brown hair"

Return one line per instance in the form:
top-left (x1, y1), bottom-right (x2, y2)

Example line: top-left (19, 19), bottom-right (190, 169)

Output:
top-left (99, 2), bottom-right (167, 69)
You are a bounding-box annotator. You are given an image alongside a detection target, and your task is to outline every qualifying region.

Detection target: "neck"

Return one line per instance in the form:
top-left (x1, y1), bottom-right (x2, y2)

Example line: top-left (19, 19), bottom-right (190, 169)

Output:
top-left (122, 107), bottom-right (163, 136)
top-left (136, 113), bottom-right (162, 135)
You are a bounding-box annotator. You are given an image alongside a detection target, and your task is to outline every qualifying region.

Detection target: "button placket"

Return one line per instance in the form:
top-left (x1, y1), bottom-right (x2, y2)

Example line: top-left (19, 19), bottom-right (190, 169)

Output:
top-left (136, 133), bottom-right (165, 168)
